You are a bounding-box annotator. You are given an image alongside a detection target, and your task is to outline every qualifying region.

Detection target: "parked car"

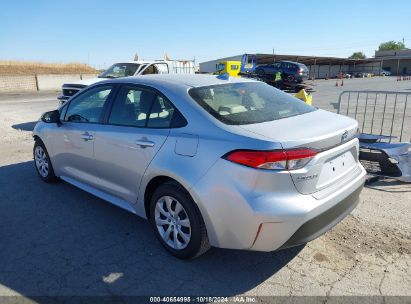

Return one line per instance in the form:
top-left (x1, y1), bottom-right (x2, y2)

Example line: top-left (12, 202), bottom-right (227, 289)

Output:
top-left (34, 74), bottom-right (366, 259)
top-left (380, 70), bottom-right (391, 76)
top-left (336, 72), bottom-right (352, 79)
top-left (255, 61), bottom-right (309, 83)
top-left (58, 60), bottom-right (195, 104)
top-left (354, 72), bottom-right (370, 78)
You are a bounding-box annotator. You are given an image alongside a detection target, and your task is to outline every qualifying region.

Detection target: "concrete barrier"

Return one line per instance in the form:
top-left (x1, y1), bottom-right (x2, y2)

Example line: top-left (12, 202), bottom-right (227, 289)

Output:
top-left (0, 74), bottom-right (98, 92)
top-left (0, 75), bottom-right (37, 92)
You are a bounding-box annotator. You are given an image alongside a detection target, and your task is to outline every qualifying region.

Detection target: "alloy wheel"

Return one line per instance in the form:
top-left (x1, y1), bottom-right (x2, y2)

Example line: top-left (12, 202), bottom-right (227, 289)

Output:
top-left (34, 145), bottom-right (49, 178)
top-left (154, 196), bottom-right (191, 250)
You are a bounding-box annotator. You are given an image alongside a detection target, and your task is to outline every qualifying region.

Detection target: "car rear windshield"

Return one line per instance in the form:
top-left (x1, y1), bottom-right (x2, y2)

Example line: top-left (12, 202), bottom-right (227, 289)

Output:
top-left (189, 82), bottom-right (316, 125)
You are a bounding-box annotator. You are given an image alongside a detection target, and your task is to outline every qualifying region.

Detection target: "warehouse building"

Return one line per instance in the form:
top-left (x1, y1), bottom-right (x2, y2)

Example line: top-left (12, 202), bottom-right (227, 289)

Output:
top-left (375, 49), bottom-right (411, 75)
top-left (200, 51), bottom-right (411, 78)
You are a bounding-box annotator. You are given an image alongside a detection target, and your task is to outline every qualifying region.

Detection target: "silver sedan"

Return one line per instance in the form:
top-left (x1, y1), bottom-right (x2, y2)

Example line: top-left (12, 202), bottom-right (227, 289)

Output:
top-left (33, 74), bottom-right (366, 259)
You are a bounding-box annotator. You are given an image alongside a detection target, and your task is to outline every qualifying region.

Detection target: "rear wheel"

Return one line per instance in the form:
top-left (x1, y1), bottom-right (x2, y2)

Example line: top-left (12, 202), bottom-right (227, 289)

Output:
top-left (287, 74), bottom-right (295, 82)
top-left (256, 69), bottom-right (265, 77)
top-left (149, 181), bottom-right (210, 259)
top-left (33, 140), bottom-right (58, 183)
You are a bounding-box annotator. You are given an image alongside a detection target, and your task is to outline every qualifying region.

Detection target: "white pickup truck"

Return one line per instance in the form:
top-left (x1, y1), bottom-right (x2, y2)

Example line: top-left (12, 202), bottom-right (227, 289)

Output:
top-left (58, 60), bottom-right (195, 103)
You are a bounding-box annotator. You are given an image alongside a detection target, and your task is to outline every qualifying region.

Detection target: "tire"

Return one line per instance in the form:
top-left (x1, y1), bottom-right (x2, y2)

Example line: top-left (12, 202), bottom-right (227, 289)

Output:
top-left (256, 69), bottom-right (265, 77)
top-left (287, 74), bottom-right (295, 83)
top-left (33, 139), bottom-right (59, 183)
top-left (149, 181), bottom-right (210, 259)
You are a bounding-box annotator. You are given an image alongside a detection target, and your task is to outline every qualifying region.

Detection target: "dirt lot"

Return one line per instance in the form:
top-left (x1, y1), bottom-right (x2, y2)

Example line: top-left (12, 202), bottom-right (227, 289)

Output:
top-left (0, 77), bottom-right (410, 300)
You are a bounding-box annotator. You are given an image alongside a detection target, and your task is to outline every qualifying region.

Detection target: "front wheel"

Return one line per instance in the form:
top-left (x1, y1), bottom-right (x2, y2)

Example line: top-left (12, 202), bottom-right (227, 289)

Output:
top-left (149, 181), bottom-right (210, 259)
top-left (34, 140), bottom-right (58, 183)
top-left (256, 69), bottom-right (265, 77)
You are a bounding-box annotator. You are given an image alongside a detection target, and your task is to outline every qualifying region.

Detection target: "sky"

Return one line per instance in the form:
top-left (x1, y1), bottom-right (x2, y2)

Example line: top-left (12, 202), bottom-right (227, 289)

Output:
top-left (0, 0), bottom-right (410, 68)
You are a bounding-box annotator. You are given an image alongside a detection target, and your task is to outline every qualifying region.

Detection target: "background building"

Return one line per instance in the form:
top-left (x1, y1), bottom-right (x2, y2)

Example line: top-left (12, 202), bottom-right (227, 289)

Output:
top-left (375, 49), bottom-right (411, 75)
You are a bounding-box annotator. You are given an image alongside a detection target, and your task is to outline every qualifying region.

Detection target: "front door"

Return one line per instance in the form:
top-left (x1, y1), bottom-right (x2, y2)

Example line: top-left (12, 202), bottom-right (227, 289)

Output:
top-left (49, 85), bottom-right (114, 188)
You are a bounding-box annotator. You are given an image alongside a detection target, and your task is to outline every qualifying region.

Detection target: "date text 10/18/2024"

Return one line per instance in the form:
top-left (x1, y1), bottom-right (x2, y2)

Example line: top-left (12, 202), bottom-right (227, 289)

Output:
top-left (149, 296), bottom-right (257, 303)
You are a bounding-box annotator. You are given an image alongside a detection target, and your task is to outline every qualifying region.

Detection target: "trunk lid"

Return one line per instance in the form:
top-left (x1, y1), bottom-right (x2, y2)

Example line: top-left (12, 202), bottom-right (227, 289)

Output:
top-left (239, 109), bottom-right (360, 194)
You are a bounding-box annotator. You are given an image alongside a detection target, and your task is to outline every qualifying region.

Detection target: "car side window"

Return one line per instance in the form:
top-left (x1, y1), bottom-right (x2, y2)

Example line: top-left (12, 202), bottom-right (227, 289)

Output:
top-left (108, 86), bottom-right (185, 129)
top-left (64, 86), bottom-right (112, 123)
top-left (142, 64), bottom-right (159, 75)
top-left (147, 95), bottom-right (176, 128)
top-left (108, 87), bottom-right (156, 127)
top-left (59, 103), bottom-right (68, 121)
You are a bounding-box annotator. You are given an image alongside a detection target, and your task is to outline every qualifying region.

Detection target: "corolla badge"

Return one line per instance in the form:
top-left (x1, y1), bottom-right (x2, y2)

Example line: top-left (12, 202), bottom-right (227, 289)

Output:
top-left (341, 130), bottom-right (348, 142)
top-left (296, 174), bottom-right (318, 181)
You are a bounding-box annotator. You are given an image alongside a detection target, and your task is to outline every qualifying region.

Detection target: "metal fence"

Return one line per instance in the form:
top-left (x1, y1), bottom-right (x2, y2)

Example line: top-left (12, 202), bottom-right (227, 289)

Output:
top-left (337, 91), bottom-right (411, 142)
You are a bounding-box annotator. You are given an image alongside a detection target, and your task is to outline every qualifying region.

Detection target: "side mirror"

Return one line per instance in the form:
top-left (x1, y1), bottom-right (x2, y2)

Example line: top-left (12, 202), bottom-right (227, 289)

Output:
top-left (41, 110), bottom-right (60, 124)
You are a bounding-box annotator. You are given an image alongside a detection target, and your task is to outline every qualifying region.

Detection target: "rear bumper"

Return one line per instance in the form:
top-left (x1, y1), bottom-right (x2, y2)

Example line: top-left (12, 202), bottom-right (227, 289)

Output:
top-left (279, 184), bottom-right (362, 250)
top-left (359, 141), bottom-right (411, 182)
top-left (190, 157), bottom-right (366, 252)
top-left (249, 168), bottom-right (365, 252)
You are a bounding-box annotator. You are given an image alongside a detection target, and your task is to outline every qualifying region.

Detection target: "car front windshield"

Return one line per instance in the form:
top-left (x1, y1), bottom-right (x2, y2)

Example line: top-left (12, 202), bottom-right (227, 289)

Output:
top-left (99, 63), bottom-right (141, 78)
top-left (189, 82), bottom-right (316, 125)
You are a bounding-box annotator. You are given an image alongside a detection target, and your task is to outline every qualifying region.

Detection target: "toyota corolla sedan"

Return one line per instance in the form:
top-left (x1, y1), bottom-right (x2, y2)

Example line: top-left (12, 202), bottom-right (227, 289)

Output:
top-left (33, 74), bottom-right (366, 259)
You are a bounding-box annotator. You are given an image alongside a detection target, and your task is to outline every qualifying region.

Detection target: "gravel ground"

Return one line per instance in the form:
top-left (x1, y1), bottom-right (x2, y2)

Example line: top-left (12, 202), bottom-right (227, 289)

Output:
top-left (0, 78), bottom-right (410, 299)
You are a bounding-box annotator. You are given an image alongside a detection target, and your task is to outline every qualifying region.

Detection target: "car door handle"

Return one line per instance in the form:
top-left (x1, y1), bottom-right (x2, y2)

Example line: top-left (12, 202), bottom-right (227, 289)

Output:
top-left (135, 139), bottom-right (155, 148)
top-left (81, 132), bottom-right (93, 141)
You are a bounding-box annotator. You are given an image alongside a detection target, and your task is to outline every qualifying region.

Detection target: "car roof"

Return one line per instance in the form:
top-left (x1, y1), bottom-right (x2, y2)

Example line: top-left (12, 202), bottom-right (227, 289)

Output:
top-left (103, 74), bottom-right (257, 88)
top-left (110, 61), bottom-right (161, 65)
top-left (278, 60), bottom-right (298, 64)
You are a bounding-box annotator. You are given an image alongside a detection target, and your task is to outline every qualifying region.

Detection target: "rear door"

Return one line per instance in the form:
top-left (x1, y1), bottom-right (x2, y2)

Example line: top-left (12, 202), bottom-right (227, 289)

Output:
top-left (93, 85), bottom-right (176, 203)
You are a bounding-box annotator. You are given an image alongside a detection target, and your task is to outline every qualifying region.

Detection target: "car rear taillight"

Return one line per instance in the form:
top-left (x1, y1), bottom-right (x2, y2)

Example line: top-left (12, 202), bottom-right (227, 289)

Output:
top-left (223, 148), bottom-right (317, 170)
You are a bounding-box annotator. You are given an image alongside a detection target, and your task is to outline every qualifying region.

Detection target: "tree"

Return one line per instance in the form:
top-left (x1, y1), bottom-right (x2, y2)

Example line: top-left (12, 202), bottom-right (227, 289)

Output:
top-left (378, 41), bottom-right (406, 51)
top-left (349, 52), bottom-right (366, 59)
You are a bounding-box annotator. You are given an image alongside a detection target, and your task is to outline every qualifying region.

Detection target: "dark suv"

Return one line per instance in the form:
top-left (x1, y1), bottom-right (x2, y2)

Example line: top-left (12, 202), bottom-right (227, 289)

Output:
top-left (255, 61), bottom-right (309, 83)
